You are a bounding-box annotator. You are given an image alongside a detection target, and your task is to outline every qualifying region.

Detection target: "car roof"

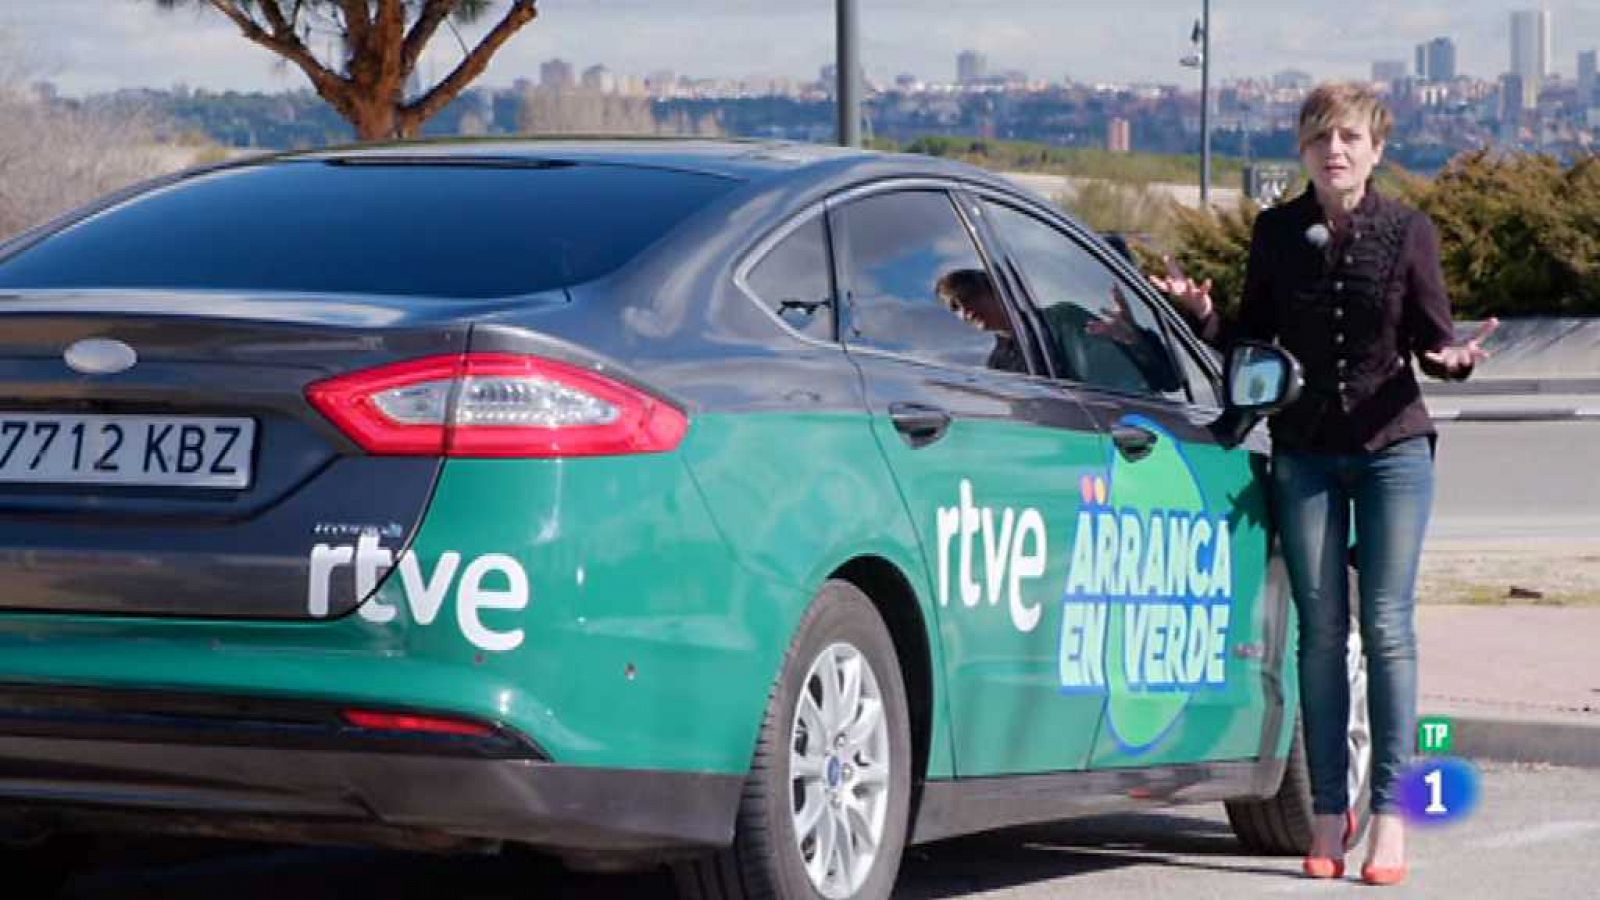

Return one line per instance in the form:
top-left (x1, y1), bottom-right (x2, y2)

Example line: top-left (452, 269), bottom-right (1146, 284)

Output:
top-left (278, 137), bottom-right (1021, 194)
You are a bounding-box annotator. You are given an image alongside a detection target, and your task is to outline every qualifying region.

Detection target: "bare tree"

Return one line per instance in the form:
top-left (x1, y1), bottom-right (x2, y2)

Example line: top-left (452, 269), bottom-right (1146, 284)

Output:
top-left (0, 30), bottom-right (185, 239)
top-left (149, 1), bottom-right (539, 140)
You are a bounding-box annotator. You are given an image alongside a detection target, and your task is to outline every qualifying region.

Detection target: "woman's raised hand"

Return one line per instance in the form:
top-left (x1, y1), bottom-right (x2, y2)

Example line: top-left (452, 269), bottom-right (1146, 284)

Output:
top-left (1148, 255), bottom-right (1213, 321)
top-left (1422, 317), bottom-right (1500, 376)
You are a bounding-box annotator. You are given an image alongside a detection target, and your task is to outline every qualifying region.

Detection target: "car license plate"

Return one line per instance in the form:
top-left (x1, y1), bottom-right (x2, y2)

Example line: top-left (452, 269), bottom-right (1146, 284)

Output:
top-left (0, 414), bottom-right (255, 489)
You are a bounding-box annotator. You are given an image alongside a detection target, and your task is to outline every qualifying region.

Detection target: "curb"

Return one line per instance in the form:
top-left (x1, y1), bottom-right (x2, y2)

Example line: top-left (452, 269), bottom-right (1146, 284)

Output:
top-left (1432, 408), bottom-right (1600, 422)
top-left (1451, 716), bottom-right (1600, 769)
top-left (1422, 378), bottom-right (1600, 397)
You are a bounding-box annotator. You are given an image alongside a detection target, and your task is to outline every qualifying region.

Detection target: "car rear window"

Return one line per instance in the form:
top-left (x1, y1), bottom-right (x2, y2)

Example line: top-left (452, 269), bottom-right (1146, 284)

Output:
top-left (0, 159), bottom-right (738, 299)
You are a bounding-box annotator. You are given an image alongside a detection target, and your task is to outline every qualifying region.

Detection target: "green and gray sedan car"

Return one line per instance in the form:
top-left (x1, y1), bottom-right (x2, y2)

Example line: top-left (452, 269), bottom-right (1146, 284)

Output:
top-left (0, 140), bottom-right (1339, 899)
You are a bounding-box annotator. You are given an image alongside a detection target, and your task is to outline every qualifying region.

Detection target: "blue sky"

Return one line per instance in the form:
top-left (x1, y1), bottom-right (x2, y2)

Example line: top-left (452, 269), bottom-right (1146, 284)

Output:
top-left (3, 1), bottom-right (1597, 95)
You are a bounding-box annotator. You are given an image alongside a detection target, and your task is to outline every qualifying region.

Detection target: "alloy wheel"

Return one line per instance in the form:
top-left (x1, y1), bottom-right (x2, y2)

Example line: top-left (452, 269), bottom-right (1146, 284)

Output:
top-left (788, 642), bottom-right (892, 899)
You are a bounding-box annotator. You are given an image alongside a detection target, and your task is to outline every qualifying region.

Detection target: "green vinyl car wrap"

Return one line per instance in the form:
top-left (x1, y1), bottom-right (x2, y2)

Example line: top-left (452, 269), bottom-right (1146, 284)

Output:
top-left (0, 140), bottom-right (1350, 900)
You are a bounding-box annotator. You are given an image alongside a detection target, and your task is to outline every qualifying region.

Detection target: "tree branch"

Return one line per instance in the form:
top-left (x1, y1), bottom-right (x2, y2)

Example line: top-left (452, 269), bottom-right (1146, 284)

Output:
top-left (337, 0), bottom-right (371, 50)
top-left (401, 1), bottom-right (537, 127)
top-left (373, 0), bottom-right (408, 93)
top-left (203, 1), bottom-right (350, 106)
top-left (401, 0), bottom-right (459, 76)
top-left (251, 0), bottom-right (295, 38)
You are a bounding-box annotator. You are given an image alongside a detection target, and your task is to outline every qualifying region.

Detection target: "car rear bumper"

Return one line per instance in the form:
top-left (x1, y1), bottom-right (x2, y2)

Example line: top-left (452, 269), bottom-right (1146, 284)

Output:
top-left (0, 732), bottom-right (741, 856)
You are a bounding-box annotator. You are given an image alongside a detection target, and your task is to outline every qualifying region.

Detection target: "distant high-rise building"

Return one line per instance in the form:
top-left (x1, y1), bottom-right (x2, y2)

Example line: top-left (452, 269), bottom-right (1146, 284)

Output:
top-left (1415, 37), bottom-right (1457, 82)
top-left (540, 58), bottom-right (575, 91)
top-left (1510, 9), bottom-right (1550, 102)
top-left (1107, 117), bottom-right (1131, 154)
top-left (1580, 49), bottom-right (1598, 106)
top-left (580, 64), bottom-right (616, 94)
top-left (1374, 60), bottom-right (1409, 83)
top-left (1501, 72), bottom-right (1528, 122)
top-left (617, 74), bottom-right (648, 98)
top-left (645, 70), bottom-right (677, 97)
top-left (1272, 69), bottom-right (1313, 91)
top-left (957, 50), bottom-right (988, 85)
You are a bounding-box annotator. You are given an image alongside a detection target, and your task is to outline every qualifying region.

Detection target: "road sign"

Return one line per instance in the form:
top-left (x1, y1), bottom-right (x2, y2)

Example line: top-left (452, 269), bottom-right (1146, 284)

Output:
top-left (1243, 164), bottom-right (1295, 206)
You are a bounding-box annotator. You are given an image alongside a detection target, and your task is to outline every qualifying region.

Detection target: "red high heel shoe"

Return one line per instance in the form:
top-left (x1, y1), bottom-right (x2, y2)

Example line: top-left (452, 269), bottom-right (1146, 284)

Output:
top-left (1360, 862), bottom-right (1408, 886)
top-left (1301, 809), bottom-right (1358, 879)
top-left (1361, 814), bottom-right (1408, 885)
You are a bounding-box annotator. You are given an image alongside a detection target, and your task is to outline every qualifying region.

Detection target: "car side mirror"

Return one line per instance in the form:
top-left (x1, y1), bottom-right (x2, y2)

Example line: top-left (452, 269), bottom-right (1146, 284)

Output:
top-left (1225, 341), bottom-right (1302, 413)
top-left (1210, 342), bottom-right (1302, 447)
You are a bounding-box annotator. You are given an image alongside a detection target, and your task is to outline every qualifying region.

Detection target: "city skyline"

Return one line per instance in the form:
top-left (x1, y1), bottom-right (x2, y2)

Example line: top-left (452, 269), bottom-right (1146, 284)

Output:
top-left (1, 0), bottom-right (1597, 97)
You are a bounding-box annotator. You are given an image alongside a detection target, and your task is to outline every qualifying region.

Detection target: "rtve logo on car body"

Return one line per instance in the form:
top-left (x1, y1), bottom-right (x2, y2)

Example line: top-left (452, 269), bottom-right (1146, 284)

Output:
top-left (934, 478), bottom-right (1048, 634)
top-left (307, 533), bottom-right (530, 653)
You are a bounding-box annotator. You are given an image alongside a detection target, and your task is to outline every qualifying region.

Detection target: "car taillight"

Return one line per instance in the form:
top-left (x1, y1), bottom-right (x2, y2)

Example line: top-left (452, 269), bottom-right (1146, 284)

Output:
top-left (306, 353), bottom-right (688, 458)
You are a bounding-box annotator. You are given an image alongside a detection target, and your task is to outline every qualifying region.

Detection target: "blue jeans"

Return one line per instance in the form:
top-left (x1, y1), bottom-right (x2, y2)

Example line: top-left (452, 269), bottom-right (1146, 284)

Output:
top-left (1272, 436), bottom-right (1434, 815)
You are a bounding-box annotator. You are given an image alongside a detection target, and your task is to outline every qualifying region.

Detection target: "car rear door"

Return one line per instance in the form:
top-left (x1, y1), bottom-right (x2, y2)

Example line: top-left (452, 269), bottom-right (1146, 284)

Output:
top-left (975, 194), bottom-right (1275, 768)
top-left (830, 183), bottom-right (1109, 776)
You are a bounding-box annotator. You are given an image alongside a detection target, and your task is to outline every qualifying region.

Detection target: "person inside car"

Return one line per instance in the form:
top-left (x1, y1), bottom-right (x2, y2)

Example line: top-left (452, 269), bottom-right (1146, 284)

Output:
top-left (936, 268), bottom-right (1026, 373)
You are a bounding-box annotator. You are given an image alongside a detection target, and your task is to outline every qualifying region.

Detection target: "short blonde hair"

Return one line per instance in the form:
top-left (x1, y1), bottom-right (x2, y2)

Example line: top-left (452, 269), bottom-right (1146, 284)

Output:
top-left (1297, 82), bottom-right (1394, 150)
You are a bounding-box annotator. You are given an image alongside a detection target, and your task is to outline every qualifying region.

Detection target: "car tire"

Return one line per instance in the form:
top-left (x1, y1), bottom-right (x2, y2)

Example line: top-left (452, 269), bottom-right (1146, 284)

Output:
top-left (676, 580), bottom-right (912, 900)
top-left (0, 832), bottom-right (75, 898)
top-left (1227, 616), bottom-right (1373, 855)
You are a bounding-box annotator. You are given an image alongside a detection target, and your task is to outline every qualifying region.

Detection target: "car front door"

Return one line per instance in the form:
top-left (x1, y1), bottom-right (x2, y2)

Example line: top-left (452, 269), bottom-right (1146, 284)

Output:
top-left (831, 184), bottom-right (1109, 776)
top-left (977, 196), bottom-right (1276, 769)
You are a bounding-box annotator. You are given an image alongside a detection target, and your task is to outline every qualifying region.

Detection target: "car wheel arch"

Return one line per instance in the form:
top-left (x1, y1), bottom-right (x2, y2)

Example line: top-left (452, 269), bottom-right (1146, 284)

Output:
top-left (829, 555), bottom-right (937, 827)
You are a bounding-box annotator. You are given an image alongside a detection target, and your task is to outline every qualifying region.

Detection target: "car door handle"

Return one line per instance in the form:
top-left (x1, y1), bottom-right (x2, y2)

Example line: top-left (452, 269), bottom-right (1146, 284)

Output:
top-left (1111, 424), bottom-right (1159, 462)
top-left (889, 402), bottom-right (952, 447)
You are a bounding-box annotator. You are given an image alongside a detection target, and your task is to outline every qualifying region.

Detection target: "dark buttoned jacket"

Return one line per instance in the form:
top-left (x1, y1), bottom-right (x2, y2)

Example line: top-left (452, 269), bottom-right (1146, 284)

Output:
top-left (1194, 186), bottom-right (1465, 453)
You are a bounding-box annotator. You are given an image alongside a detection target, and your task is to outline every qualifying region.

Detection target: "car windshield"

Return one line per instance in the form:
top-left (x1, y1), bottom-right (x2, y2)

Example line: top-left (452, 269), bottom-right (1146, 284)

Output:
top-left (0, 159), bottom-right (739, 299)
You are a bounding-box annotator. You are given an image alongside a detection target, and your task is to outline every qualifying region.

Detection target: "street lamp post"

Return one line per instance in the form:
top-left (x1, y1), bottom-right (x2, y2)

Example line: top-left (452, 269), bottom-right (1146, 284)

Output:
top-left (1201, 0), bottom-right (1211, 207)
top-left (1180, 0), bottom-right (1213, 207)
top-left (837, 0), bottom-right (861, 147)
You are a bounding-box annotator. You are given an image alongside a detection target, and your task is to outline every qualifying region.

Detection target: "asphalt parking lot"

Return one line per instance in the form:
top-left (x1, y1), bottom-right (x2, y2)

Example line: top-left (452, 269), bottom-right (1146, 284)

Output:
top-left (42, 762), bottom-right (1599, 900)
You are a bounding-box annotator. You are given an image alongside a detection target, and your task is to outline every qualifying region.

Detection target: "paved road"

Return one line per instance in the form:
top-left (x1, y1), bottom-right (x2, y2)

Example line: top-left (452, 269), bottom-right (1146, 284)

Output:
top-left (52, 762), bottom-right (1600, 899)
top-left (1429, 419), bottom-right (1600, 541)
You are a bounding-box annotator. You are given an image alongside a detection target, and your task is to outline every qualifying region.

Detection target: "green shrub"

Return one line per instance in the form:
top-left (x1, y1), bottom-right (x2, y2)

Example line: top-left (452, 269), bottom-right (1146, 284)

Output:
top-left (1131, 152), bottom-right (1599, 319)
top-left (1128, 197), bottom-right (1258, 320)
top-left (1402, 151), bottom-right (1599, 316)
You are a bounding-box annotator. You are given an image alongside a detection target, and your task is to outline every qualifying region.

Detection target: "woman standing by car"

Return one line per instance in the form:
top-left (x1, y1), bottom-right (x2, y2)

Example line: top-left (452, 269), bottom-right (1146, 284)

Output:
top-left (1153, 82), bottom-right (1497, 886)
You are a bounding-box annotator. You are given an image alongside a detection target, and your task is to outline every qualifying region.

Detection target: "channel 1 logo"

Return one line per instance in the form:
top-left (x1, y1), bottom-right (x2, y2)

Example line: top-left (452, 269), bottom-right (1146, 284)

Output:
top-left (1397, 716), bottom-right (1481, 825)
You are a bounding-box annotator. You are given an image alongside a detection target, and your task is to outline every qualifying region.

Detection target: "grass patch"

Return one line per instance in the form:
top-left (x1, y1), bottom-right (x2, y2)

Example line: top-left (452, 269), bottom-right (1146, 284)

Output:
top-left (883, 135), bottom-right (1264, 185)
top-left (1423, 581), bottom-right (1600, 607)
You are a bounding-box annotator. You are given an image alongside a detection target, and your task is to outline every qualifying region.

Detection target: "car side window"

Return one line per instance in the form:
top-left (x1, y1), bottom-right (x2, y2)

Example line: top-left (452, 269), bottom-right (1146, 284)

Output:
top-left (743, 215), bottom-right (835, 341)
top-left (835, 190), bottom-right (1026, 374)
top-left (983, 201), bottom-right (1185, 401)
top-left (1173, 338), bottom-right (1220, 407)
